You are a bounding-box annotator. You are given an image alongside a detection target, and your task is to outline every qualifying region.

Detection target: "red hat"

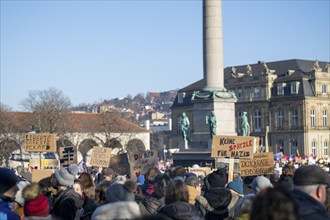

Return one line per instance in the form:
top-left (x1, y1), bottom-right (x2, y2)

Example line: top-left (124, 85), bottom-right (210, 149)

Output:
top-left (24, 194), bottom-right (50, 217)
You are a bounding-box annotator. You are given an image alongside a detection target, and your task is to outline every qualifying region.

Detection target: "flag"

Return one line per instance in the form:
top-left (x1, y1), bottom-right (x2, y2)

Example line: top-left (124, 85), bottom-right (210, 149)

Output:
top-left (296, 148), bottom-right (301, 158)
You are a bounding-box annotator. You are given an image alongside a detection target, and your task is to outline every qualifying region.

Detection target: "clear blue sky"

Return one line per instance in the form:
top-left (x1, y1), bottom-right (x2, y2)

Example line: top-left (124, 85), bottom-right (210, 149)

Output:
top-left (1, 0), bottom-right (329, 111)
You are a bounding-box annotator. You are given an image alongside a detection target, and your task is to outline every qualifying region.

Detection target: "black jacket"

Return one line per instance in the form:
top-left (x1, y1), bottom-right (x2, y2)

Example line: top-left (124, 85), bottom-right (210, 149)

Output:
top-left (51, 187), bottom-right (84, 220)
top-left (195, 187), bottom-right (232, 220)
top-left (156, 201), bottom-right (202, 220)
top-left (291, 189), bottom-right (330, 220)
top-left (139, 197), bottom-right (165, 216)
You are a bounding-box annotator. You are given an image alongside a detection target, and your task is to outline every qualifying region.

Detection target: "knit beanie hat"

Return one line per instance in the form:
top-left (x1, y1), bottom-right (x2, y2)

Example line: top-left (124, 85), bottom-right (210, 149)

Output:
top-left (114, 175), bottom-right (127, 184)
top-left (207, 168), bottom-right (227, 188)
top-left (0, 168), bottom-right (18, 194)
top-left (226, 178), bottom-right (243, 195)
top-left (23, 183), bottom-right (50, 217)
top-left (54, 164), bottom-right (79, 187)
top-left (252, 176), bottom-right (273, 194)
top-left (105, 183), bottom-right (134, 203)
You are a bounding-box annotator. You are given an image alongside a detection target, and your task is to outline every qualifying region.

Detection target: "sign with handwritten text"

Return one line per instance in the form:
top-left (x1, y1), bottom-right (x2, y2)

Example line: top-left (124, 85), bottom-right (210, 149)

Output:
top-left (211, 136), bottom-right (255, 159)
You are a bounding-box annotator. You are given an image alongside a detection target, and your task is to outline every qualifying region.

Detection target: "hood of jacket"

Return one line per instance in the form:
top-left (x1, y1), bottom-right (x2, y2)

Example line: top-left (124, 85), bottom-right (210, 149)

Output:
top-left (92, 201), bottom-right (140, 220)
top-left (204, 187), bottom-right (232, 210)
top-left (158, 201), bottom-right (201, 220)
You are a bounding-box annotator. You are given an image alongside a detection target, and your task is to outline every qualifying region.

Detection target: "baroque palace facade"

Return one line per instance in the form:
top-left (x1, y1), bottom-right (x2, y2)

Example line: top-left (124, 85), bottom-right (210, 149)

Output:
top-left (224, 59), bottom-right (330, 158)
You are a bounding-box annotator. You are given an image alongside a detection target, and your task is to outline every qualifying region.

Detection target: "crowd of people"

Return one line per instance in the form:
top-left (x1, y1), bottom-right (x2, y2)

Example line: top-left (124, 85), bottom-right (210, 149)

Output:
top-left (1, 162), bottom-right (330, 220)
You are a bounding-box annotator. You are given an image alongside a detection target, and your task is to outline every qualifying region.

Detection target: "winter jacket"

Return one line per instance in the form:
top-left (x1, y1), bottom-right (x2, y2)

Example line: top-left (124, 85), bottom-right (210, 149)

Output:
top-left (91, 201), bottom-right (141, 220)
top-left (276, 175), bottom-right (294, 191)
top-left (156, 201), bottom-right (202, 220)
top-left (291, 189), bottom-right (330, 220)
top-left (0, 198), bottom-right (20, 220)
top-left (80, 196), bottom-right (98, 220)
top-left (195, 187), bottom-right (232, 220)
top-left (139, 197), bottom-right (165, 216)
top-left (51, 187), bottom-right (84, 220)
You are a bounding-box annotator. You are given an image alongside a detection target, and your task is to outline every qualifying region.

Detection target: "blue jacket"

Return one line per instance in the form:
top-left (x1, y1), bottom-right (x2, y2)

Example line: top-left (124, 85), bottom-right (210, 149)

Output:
top-left (0, 198), bottom-right (20, 220)
top-left (292, 189), bottom-right (330, 220)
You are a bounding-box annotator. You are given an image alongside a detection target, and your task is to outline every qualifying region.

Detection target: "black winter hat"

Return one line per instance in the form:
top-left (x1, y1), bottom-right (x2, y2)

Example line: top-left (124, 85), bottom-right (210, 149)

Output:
top-left (207, 168), bottom-right (227, 188)
top-left (293, 165), bottom-right (330, 186)
top-left (0, 168), bottom-right (18, 194)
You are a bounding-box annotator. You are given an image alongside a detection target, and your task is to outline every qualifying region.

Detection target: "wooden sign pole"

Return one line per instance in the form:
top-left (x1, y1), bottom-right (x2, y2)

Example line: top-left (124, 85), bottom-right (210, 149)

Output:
top-left (228, 158), bottom-right (234, 183)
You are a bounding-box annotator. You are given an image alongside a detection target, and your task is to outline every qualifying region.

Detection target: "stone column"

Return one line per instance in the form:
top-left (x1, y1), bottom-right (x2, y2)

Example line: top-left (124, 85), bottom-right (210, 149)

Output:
top-left (203, 0), bottom-right (224, 90)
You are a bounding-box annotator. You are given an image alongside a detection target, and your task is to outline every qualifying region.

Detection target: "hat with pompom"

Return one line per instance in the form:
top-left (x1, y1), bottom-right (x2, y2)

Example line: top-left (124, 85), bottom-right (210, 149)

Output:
top-left (54, 164), bottom-right (79, 187)
top-left (23, 183), bottom-right (50, 217)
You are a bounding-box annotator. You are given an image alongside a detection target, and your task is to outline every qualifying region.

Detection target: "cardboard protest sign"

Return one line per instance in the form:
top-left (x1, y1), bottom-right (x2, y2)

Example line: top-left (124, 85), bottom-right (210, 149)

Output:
top-left (29, 159), bottom-right (59, 169)
top-left (110, 153), bottom-right (130, 175)
top-left (89, 146), bottom-right (112, 167)
top-left (129, 150), bottom-right (158, 179)
top-left (188, 167), bottom-right (212, 177)
top-left (140, 150), bottom-right (159, 174)
top-left (32, 169), bottom-right (53, 183)
top-left (25, 134), bottom-right (56, 152)
top-left (240, 152), bottom-right (274, 176)
top-left (59, 146), bottom-right (77, 168)
top-left (211, 136), bottom-right (254, 159)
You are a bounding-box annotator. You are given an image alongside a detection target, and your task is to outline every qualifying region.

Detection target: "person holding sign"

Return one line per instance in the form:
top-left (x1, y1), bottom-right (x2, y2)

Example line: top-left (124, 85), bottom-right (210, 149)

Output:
top-left (241, 112), bottom-right (250, 136)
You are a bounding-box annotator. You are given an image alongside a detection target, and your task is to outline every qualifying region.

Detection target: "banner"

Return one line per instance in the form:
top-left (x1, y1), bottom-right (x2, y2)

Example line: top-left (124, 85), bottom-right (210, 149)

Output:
top-left (25, 134), bottom-right (56, 152)
top-left (211, 136), bottom-right (255, 159)
top-left (32, 169), bottom-right (53, 183)
top-left (89, 146), bottom-right (112, 167)
top-left (240, 152), bottom-right (274, 176)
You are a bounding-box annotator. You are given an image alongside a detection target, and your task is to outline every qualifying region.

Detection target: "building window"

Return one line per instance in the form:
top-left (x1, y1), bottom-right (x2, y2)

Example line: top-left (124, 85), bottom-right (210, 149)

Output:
top-left (312, 140), bottom-right (317, 156)
top-left (277, 110), bottom-right (283, 128)
top-left (324, 141), bottom-right (328, 157)
top-left (323, 110), bottom-right (328, 127)
top-left (237, 111), bottom-right (243, 133)
top-left (310, 109), bottom-right (316, 128)
top-left (322, 84), bottom-right (327, 94)
top-left (254, 109), bottom-right (261, 132)
top-left (291, 109), bottom-right (298, 128)
top-left (237, 89), bottom-right (242, 98)
top-left (277, 84), bottom-right (284, 95)
top-left (254, 87), bottom-right (260, 97)
top-left (291, 82), bottom-right (297, 94)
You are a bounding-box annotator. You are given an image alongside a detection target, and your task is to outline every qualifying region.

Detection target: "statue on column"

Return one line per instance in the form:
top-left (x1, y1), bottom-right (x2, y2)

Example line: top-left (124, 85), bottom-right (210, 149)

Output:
top-left (206, 111), bottom-right (217, 138)
top-left (241, 112), bottom-right (250, 136)
top-left (179, 112), bottom-right (190, 141)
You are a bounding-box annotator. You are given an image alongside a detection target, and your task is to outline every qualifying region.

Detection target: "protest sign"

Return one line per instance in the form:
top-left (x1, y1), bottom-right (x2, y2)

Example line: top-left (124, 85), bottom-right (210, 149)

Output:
top-left (29, 159), bottom-right (59, 169)
top-left (140, 150), bottom-right (159, 174)
top-left (59, 146), bottom-right (77, 168)
top-left (25, 134), bottom-right (56, 152)
top-left (188, 167), bottom-right (212, 177)
top-left (32, 169), bottom-right (53, 183)
top-left (89, 146), bottom-right (112, 167)
top-left (211, 136), bottom-right (254, 159)
top-left (240, 152), bottom-right (274, 176)
top-left (110, 153), bottom-right (130, 175)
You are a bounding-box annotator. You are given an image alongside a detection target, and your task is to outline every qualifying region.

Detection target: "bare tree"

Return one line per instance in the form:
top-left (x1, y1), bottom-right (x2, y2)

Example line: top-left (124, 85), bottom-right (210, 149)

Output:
top-left (0, 103), bottom-right (23, 166)
top-left (21, 87), bottom-right (71, 133)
